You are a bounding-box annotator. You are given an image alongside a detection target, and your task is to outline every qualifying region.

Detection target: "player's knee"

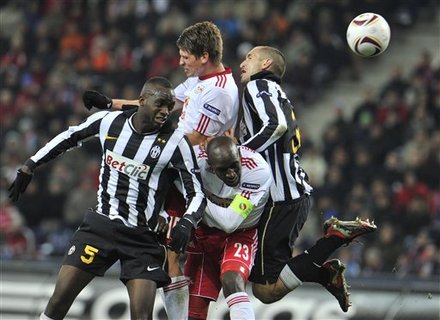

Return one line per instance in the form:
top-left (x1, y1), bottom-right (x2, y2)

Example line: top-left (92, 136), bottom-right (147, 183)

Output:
top-left (45, 297), bottom-right (71, 319)
top-left (130, 304), bottom-right (152, 320)
top-left (251, 283), bottom-right (286, 304)
top-left (221, 271), bottom-right (245, 297)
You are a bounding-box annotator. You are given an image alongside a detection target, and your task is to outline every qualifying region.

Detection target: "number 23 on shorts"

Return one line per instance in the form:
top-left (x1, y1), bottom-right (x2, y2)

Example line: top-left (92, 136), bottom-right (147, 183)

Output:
top-left (81, 245), bottom-right (99, 264)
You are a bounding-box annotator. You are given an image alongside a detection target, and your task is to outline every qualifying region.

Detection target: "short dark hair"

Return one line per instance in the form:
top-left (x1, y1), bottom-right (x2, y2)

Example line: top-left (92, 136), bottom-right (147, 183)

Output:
top-left (259, 46), bottom-right (286, 78)
top-left (145, 76), bottom-right (173, 89)
top-left (176, 21), bottom-right (223, 65)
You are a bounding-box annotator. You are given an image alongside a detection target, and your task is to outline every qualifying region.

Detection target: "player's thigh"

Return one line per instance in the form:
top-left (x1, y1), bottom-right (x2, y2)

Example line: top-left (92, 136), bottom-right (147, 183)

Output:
top-left (184, 227), bottom-right (223, 300)
top-left (221, 228), bottom-right (258, 281)
top-left (63, 210), bottom-right (119, 276)
top-left (50, 265), bottom-right (95, 304)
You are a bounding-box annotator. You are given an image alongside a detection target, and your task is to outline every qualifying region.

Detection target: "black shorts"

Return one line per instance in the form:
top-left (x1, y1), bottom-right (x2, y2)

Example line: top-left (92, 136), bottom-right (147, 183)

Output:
top-left (63, 210), bottom-right (171, 288)
top-left (249, 195), bottom-right (311, 284)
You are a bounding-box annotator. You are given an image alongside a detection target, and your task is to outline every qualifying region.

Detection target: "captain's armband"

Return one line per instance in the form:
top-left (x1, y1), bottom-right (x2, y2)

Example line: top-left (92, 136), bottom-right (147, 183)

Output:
top-left (229, 194), bottom-right (254, 218)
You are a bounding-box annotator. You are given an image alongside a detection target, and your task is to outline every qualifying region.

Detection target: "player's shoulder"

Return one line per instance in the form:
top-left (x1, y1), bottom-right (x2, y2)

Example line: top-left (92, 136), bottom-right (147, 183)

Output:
top-left (88, 109), bottom-right (119, 121)
top-left (239, 146), bottom-right (270, 171)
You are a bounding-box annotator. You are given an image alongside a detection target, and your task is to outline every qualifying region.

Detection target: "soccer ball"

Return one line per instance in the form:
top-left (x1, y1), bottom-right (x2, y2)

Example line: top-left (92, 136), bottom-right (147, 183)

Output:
top-left (346, 12), bottom-right (391, 57)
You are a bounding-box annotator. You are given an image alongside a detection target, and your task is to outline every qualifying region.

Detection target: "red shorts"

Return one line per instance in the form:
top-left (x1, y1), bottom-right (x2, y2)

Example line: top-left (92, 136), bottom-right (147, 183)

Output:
top-left (184, 223), bottom-right (258, 301)
top-left (164, 184), bottom-right (186, 243)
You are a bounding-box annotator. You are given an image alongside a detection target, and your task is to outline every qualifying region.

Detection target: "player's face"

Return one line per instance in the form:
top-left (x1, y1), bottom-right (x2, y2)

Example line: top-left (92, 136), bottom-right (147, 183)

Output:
top-left (211, 159), bottom-right (241, 187)
top-left (139, 87), bottom-right (175, 129)
top-left (240, 48), bottom-right (264, 83)
top-left (179, 49), bottom-right (204, 77)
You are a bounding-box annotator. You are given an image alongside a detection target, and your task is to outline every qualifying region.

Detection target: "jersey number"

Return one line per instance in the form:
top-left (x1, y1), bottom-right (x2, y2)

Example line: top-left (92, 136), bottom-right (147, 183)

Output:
top-left (233, 243), bottom-right (250, 261)
top-left (81, 245), bottom-right (99, 264)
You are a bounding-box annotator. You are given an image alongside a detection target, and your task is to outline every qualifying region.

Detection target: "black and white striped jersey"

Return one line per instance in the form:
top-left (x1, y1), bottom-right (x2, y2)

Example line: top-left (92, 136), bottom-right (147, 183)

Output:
top-left (26, 110), bottom-right (206, 230)
top-left (238, 71), bottom-right (313, 202)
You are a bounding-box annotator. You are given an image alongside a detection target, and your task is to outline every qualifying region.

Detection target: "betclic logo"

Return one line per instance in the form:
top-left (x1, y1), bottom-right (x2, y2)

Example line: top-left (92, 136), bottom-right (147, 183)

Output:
top-left (105, 150), bottom-right (149, 180)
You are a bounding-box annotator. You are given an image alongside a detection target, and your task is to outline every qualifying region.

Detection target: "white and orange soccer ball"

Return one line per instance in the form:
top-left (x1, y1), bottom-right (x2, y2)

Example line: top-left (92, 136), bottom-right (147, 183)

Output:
top-left (346, 12), bottom-right (391, 57)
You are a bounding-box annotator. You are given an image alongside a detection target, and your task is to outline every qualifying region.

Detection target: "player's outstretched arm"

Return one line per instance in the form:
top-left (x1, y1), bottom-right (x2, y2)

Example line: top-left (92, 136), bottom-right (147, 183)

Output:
top-left (82, 90), bottom-right (139, 110)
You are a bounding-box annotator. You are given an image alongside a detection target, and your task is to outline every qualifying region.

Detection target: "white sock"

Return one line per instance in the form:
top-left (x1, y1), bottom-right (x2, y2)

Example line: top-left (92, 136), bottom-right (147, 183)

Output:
top-left (279, 264), bottom-right (302, 290)
top-left (160, 276), bottom-right (189, 320)
top-left (40, 313), bottom-right (55, 320)
top-left (225, 292), bottom-right (255, 320)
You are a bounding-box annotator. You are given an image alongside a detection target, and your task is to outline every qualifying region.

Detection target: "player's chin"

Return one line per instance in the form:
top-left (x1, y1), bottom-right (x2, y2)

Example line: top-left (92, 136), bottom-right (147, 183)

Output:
top-left (240, 74), bottom-right (249, 83)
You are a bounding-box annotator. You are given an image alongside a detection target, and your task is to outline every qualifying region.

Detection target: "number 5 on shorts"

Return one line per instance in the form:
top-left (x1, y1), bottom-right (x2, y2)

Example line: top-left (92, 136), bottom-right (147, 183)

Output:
top-left (81, 245), bottom-right (99, 264)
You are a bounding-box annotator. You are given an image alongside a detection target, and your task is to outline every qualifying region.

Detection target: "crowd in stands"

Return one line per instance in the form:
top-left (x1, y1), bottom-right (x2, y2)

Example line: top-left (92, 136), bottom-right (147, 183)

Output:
top-left (1, 0), bottom-right (438, 280)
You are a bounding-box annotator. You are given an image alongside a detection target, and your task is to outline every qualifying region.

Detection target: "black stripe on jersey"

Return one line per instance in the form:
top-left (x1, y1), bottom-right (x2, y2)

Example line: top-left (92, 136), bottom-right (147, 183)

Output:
top-left (275, 141), bottom-right (293, 200)
top-left (178, 136), bottom-right (201, 201)
top-left (244, 89), bottom-right (263, 143)
top-left (136, 133), bottom-right (173, 228)
top-left (116, 132), bottom-right (144, 222)
top-left (100, 113), bottom-right (126, 216)
top-left (244, 79), bottom-right (280, 150)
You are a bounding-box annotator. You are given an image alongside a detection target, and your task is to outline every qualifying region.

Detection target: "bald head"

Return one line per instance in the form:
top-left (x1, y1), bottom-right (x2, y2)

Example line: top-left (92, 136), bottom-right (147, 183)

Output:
top-left (207, 137), bottom-right (238, 162)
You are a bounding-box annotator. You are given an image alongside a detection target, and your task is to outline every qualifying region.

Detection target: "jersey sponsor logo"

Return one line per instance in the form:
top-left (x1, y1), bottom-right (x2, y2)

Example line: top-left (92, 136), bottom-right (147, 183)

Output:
top-left (150, 145), bottom-right (161, 159)
top-left (256, 90), bottom-right (272, 98)
top-left (241, 182), bottom-right (260, 190)
top-left (203, 103), bottom-right (221, 115)
top-left (105, 150), bottom-right (150, 180)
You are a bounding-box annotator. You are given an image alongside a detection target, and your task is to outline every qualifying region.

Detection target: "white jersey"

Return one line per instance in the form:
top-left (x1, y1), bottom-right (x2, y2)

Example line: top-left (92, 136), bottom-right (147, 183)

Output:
top-left (195, 145), bottom-right (272, 233)
top-left (174, 68), bottom-right (239, 136)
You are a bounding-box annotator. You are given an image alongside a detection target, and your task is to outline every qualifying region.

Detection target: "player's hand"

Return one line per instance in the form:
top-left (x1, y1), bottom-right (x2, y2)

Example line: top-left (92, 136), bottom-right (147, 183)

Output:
top-left (82, 90), bottom-right (113, 110)
top-left (8, 169), bottom-right (33, 202)
top-left (155, 215), bottom-right (169, 234)
top-left (223, 129), bottom-right (238, 144)
top-left (169, 217), bottom-right (194, 253)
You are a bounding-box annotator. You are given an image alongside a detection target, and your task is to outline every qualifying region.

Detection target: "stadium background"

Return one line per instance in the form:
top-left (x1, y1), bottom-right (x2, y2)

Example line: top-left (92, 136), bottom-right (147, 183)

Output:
top-left (0, 0), bottom-right (439, 319)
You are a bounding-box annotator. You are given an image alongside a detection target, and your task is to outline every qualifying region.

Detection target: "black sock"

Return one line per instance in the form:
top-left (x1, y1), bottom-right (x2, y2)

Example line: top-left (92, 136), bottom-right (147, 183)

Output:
top-left (306, 236), bottom-right (344, 265)
top-left (286, 236), bottom-right (344, 285)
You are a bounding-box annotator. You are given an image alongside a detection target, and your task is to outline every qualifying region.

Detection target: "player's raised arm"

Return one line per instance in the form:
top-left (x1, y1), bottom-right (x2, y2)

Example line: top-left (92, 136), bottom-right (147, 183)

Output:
top-left (82, 90), bottom-right (139, 110)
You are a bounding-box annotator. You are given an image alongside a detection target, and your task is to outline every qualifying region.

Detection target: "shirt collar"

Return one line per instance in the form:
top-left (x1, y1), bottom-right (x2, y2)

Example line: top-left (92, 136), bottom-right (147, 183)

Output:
top-left (250, 70), bottom-right (281, 84)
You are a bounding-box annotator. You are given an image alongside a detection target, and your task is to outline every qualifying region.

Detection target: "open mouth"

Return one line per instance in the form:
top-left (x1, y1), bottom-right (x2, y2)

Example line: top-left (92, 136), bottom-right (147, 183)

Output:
top-left (155, 115), bottom-right (168, 124)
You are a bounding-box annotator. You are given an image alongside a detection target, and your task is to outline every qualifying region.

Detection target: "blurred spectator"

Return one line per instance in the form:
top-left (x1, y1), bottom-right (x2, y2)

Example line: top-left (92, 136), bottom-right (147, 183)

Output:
top-left (0, 191), bottom-right (35, 259)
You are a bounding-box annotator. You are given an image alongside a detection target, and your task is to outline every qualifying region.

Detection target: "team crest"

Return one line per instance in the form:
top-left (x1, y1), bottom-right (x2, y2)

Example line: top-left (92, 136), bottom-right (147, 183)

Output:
top-left (239, 203), bottom-right (247, 210)
top-left (150, 145), bottom-right (162, 158)
top-left (194, 85), bottom-right (205, 94)
top-left (68, 245), bottom-right (76, 255)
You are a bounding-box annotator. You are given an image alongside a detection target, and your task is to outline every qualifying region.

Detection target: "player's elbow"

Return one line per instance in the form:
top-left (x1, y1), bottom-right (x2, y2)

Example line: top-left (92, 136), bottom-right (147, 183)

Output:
top-left (275, 123), bottom-right (287, 136)
top-left (221, 224), bottom-right (239, 234)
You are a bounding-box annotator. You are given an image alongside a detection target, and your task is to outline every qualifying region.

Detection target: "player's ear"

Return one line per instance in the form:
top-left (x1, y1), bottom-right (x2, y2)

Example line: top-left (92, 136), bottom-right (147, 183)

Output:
top-left (200, 52), bottom-right (209, 64)
top-left (262, 58), bottom-right (273, 71)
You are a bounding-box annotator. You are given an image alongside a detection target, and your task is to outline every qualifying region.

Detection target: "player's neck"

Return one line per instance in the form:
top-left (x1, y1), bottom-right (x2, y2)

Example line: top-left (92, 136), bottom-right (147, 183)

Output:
top-left (131, 113), bottom-right (159, 134)
top-left (200, 63), bottom-right (225, 78)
